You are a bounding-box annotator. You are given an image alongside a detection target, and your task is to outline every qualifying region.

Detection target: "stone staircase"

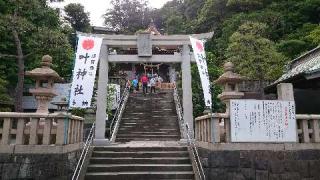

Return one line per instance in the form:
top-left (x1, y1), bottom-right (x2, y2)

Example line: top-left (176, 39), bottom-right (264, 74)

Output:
top-left (116, 91), bottom-right (181, 142)
top-left (84, 91), bottom-right (194, 180)
top-left (85, 144), bottom-right (194, 180)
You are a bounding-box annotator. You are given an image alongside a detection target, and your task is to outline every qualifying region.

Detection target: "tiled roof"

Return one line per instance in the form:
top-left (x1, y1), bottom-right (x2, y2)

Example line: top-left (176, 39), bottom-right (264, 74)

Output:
top-left (273, 46), bottom-right (320, 84)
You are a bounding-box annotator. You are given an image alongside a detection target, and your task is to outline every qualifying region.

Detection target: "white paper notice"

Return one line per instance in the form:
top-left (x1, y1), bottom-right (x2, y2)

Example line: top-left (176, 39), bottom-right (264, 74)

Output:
top-left (230, 100), bottom-right (297, 142)
top-left (69, 35), bottom-right (103, 108)
top-left (190, 36), bottom-right (212, 107)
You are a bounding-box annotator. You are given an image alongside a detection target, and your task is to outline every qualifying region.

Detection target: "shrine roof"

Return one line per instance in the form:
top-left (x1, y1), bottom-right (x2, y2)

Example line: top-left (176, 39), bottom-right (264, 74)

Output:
top-left (77, 31), bottom-right (214, 47)
top-left (273, 46), bottom-right (320, 84)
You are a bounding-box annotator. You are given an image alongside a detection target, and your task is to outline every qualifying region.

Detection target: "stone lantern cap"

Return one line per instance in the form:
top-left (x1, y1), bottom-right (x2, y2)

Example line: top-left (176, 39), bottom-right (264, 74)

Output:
top-left (25, 55), bottom-right (63, 82)
top-left (214, 62), bottom-right (245, 85)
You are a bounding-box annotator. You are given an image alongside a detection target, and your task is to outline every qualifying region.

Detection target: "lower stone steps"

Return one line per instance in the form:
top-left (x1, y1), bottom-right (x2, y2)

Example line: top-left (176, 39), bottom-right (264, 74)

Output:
top-left (87, 164), bottom-right (193, 172)
top-left (116, 137), bottom-right (180, 142)
top-left (90, 157), bottom-right (191, 164)
top-left (92, 151), bottom-right (189, 158)
top-left (85, 146), bottom-right (194, 180)
top-left (85, 171), bottom-right (194, 180)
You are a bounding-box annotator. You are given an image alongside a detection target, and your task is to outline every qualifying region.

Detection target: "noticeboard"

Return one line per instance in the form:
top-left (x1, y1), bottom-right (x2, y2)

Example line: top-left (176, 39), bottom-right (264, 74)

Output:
top-left (230, 100), bottom-right (297, 142)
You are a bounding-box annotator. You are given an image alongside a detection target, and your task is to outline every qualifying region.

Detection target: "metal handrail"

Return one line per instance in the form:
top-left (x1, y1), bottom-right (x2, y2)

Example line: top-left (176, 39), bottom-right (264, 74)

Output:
top-left (109, 86), bottom-right (129, 136)
top-left (173, 85), bottom-right (186, 139)
top-left (173, 84), bottom-right (206, 180)
top-left (185, 123), bottom-right (206, 180)
top-left (72, 123), bottom-right (95, 180)
top-left (110, 87), bottom-right (130, 142)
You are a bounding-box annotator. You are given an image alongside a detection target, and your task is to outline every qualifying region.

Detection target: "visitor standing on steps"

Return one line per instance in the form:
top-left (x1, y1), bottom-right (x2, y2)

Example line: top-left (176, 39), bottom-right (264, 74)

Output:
top-left (132, 77), bottom-right (138, 93)
top-left (141, 73), bottom-right (149, 94)
top-left (150, 75), bottom-right (156, 93)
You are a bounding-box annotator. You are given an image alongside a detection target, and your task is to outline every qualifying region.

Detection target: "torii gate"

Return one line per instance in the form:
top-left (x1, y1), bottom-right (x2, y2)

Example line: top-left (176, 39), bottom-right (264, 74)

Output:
top-left (92, 31), bottom-right (214, 145)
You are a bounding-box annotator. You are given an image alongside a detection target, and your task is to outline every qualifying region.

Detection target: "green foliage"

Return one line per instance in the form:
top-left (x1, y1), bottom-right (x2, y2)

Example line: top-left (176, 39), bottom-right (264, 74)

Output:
top-left (0, 0), bottom-right (74, 91)
top-left (226, 22), bottom-right (287, 81)
top-left (104, 0), bottom-right (151, 33)
top-left (307, 26), bottom-right (320, 45)
top-left (226, 0), bottom-right (264, 11)
top-left (64, 3), bottom-right (91, 33)
top-left (0, 78), bottom-right (13, 112)
top-left (71, 108), bottom-right (86, 117)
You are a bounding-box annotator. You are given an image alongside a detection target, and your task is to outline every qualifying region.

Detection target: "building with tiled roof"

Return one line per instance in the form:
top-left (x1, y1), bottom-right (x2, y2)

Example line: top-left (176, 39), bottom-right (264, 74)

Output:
top-left (266, 46), bottom-right (320, 114)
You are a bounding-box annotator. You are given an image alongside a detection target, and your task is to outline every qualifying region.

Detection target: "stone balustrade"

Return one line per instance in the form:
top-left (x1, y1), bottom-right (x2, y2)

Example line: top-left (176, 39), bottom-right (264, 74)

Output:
top-left (296, 114), bottom-right (320, 143)
top-left (0, 112), bottom-right (83, 147)
top-left (195, 113), bottom-right (229, 143)
top-left (195, 113), bottom-right (320, 143)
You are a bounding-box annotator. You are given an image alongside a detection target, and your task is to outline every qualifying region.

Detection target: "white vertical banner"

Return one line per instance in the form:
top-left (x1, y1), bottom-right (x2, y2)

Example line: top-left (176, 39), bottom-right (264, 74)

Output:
top-left (69, 35), bottom-right (103, 108)
top-left (190, 36), bottom-right (212, 107)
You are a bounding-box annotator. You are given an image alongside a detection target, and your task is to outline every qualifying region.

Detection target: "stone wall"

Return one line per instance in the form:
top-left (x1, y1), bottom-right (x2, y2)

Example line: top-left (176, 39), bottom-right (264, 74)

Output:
top-left (199, 148), bottom-right (320, 180)
top-left (0, 150), bottom-right (80, 180)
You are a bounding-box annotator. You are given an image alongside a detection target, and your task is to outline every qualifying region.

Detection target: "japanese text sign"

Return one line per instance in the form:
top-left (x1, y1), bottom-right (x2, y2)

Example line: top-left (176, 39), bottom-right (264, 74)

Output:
top-left (69, 35), bottom-right (103, 108)
top-left (190, 36), bottom-right (212, 107)
top-left (230, 100), bottom-right (297, 142)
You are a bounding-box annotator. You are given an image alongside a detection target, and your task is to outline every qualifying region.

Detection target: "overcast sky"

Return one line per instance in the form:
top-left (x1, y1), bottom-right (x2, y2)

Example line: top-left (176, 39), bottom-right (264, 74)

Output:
top-left (50, 0), bottom-right (170, 26)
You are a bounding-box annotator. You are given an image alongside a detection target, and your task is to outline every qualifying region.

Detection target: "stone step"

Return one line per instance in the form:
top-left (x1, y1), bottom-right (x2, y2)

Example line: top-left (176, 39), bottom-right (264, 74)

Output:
top-left (92, 151), bottom-right (189, 158)
top-left (117, 131), bottom-right (180, 135)
top-left (87, 164), bottom-right (193, 172)
top-left (116, 137), bottom-right (180, 142)
top-left (116, 134), bottom-right (180, 138)
top-left (85, 171), bottom-right (194, 180)
top-left (119, 126), bottom-right (179, 130)
top-left (121, 121), bottom-right (178, 126)
top-left (93, 146), bottom-right (188, 152)
top-left (89, 157), bottom-right (191, 164)
top-left (118, 128), bottom-right (179, 132)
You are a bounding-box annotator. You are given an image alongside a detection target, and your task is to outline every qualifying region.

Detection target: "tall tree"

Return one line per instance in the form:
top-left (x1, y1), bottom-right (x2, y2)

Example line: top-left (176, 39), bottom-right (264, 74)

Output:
top-left (226, 22), bottom-right (287, 96)
top-left (0, 0), bottom-right (73, 111)
top-left (104, 0), bottom-right (151, 33)
top-left (64, 3), bottom-right (91, 33)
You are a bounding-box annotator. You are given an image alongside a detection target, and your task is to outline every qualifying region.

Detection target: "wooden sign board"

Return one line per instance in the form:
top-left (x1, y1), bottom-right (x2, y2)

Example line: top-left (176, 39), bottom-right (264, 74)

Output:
top-left (230, 100), bottom-right (297, 142)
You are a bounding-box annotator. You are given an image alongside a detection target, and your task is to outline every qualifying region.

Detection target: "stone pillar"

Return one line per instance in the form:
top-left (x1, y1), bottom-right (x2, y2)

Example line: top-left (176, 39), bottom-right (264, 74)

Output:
top-left (94, 45), bottom-right (110, 145)
top-left (277, 83), bottom-right (294, 101)
top-left (181, 44), bottom-right (194, 137)
top-left (168, 65), bottom-right (177, 83)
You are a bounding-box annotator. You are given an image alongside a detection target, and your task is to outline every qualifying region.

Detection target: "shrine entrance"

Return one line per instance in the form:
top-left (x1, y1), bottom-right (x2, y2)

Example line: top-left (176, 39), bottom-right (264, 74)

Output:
top-left (91, 31), bottom-right (214, 145)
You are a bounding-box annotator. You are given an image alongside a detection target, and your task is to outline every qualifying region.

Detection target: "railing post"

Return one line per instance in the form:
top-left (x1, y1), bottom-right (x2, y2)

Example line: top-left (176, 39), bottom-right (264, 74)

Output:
top-left (56, 117), bottom-right (66, 145)
top-left (1, 118), bottom-right (11, 145)
top-left (301, 119), bottom-right (310, 143)
top-left (225, 117), bottom-right (231, 143)
top-left (311, 119), bottom-right (320, 142)
top-left (211, 116), bottom-right (220, 143)
top-left (43, 118), bottom-right (52, 145)
top-left (29, 118), bottom-right (39, 145)
top-left (68, 119), bottom-right (73, 144)
top-left (16, 118), bottom-right (25, 145)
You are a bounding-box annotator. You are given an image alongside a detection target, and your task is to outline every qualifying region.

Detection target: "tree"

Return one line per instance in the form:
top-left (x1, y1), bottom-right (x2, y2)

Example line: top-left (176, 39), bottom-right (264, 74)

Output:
top-left (104, 0), bottom-right (151, 33)
top-left (226, 22), bottom-right (287, 95)
top-left (226, 0), bottom-right (264, 11)
top-left (0, 0), bottom-right (73, 111)
top-left (196, 0), bottom-right (229, 32)
top-left (307, 26), bottom-right (320, 45)
top-left (64, 3), bottom-right (91, 33)
top-left (0, 78), bottom-right (13, 112)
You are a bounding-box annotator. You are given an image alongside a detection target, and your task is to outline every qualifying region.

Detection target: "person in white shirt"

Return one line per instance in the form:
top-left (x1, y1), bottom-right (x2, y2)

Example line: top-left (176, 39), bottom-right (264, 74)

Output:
top-left (150, 76), bottom-right (157, 93)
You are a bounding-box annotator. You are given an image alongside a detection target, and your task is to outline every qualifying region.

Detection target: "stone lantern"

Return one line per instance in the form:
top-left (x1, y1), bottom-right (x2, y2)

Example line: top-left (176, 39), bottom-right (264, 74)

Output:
top-left (26, 55), bottom-right (63, 113)
top-left (215, 62), bottom-right (244, 114)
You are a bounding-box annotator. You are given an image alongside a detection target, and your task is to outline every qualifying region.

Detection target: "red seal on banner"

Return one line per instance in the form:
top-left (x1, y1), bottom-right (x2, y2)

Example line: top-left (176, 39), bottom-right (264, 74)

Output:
top-left (196, 41), bottom-right (204, 52)
top-left (82, 39), bottom-right (95, 50)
